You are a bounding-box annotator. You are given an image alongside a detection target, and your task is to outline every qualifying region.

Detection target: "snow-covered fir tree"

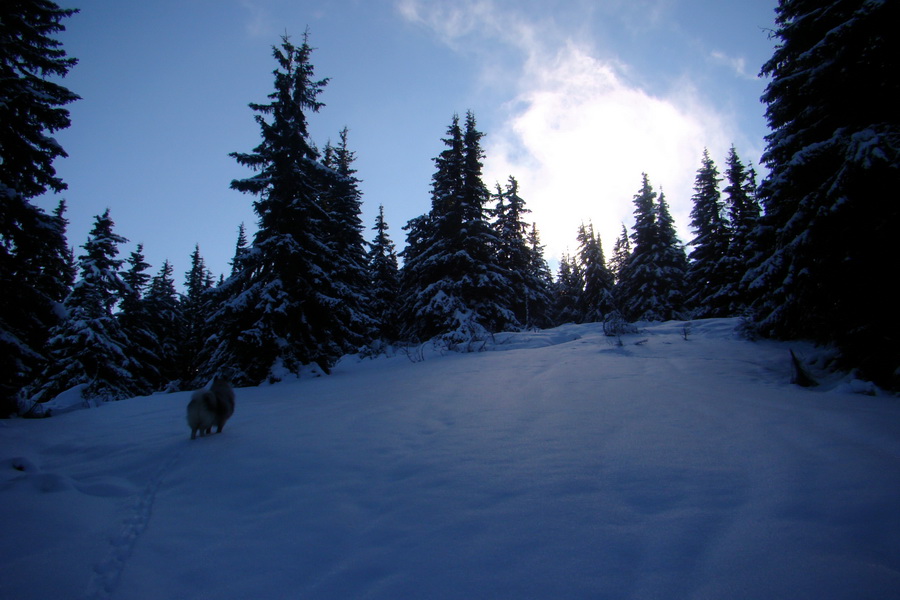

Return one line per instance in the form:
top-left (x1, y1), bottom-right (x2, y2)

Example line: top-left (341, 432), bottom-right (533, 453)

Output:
top-left (576, 222), bottom-right (615, 323)
top-left (366, 205), bottom-right (401, 342)
top-left (719, 146), bottom-right (761, 315)
top-left (523, 222), bottom-right (554, 329)
top-left (398, 112), bottom-right (518, 348)
top-left (655, 190), bottom-right (688, 318)
top-left (118, 243), bottom-right (160, 394)
top-left (617, 175), bottom-right (686, 322)
top-left (143, 260), bottom-right (184, 389)
top-left (203, 33), bottom-right (359, 383)
top-left (48, 200), bottom-right (77, 292)
top-left (552, 252), bottom-right (583, 325)
top-left (34, 210), bottom-right (138, 403)
top-left (616, 175), bottom-right (657, 320)
top-left (608, 224), bottom-right (631, 285)
top-left (458, 111), bottom-right (518, 336)
top-left (181, 245), bottom-right (214, 385)
top-left (493, 176), bottom-right (552, 329)
top-left (321, 127), bottom-right (375, 344)
top-left (0, 1), bottom-right (79, 415)
top-left (230, 223), bottom-right (249, 277)
top-left (685, 149), bottom-right (731, 318)
top-left (120, 243), bottom-right (152, 311)
top-left (748, 0), bottom-right (900, 388)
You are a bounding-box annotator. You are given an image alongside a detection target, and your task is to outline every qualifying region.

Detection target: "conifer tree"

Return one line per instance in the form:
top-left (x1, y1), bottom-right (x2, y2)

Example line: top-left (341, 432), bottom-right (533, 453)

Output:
top-left (38, 199), bottom-right (77, 303)
top-left (120, 245), bottom-right (150, 318)
top-left (617, 175), bottom-right (686, 322)
top-left (576, 222), bottom-right (615, 323)
top-left (748, 0), bottom-right (900, 387)
top-left (399, 112), bottom-right (517, 348)
top-left (144, 260), bottom-right (183, 388)
top-left (397, 213), bottom-right (432, 309)
top-left (321, 127), bottom-right (374, 343)
top-left (720, 146), bottom-right (761, 315)
top-left (119, 243), bottom-right (160, 393)
top-left (367, 205), bottom-right (401, 342)
top-left (609, 224), bottom-right (631, 285)
top-left (0, 1), bottom-right (79, 414)
top-left (616, 175), bottom-right (658, 321)
top-left (181, 245), bottom-right (213, 385)
top-left (205, 33), bottom-right (356, 383)
top-left (655, 190), bottom-right (688, 318)
top-left (493, 176), bottom-right (551, 328)
top-left (685, 149), bottom-right (731, 317)
top-left (184, 245), bottom-right (212, 301)
top-left (458, 112), bottom-right (518, 335)
top-left (35, 210), bottom-right (137, 403)
top-left (552, 252), bottom-right (583, 325)
top-left (230, 223), bottom-right (249, 277)
top-left (493, 179), bottom-right (526, 279)
top-left (523, 223), bottom-right (554, 329)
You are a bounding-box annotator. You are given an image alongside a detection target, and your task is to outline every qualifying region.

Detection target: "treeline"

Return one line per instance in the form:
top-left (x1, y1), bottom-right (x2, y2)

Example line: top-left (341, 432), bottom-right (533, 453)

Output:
top-left (3, 0), bottom-right (899, 415)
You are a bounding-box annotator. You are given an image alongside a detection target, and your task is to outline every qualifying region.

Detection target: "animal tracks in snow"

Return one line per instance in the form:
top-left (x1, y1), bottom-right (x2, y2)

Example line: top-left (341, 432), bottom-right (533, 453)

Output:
top-left (83, 446), bottom-right (184, 600)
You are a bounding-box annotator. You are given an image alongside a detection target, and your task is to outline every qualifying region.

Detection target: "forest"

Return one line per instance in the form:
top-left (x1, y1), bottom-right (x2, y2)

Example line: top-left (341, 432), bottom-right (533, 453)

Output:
top-left (2, 0), bottom-right (898, 416)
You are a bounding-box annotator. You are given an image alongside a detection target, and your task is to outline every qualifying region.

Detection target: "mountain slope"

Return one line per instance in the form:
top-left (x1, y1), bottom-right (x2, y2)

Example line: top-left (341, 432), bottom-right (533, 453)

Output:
top-left (2, 319), bottom-right (899, 599)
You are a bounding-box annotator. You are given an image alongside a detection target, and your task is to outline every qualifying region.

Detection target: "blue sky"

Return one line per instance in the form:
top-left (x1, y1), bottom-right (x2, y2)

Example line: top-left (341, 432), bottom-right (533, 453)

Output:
top-left (39, 0), bottom-right (778, 285)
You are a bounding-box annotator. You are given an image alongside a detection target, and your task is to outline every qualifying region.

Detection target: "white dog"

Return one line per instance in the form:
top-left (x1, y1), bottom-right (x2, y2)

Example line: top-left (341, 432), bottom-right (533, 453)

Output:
top-left (187, 375), bottom-right (235, 439)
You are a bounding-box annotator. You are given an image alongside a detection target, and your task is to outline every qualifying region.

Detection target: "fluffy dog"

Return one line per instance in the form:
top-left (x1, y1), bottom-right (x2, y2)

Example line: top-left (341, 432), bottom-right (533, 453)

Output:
top-left (187, 375), bottom-right (235, 439)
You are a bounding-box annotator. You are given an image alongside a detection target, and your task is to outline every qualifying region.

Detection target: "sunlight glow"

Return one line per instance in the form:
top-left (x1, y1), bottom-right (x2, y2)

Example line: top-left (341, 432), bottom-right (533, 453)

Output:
top-left (399, 0), bottom-right (736, 262)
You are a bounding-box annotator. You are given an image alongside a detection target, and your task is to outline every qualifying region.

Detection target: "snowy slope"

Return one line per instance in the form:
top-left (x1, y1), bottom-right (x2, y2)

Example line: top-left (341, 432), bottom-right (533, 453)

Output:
top-left (2, 319), bottom-right (899, 600)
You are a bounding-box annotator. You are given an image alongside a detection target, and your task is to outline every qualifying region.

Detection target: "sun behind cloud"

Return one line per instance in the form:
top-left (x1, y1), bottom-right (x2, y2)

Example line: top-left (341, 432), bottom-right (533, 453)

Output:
top-left (486, 41), bottom-right (733, 263)
top-left (398, 0), bottom-right (737, 263)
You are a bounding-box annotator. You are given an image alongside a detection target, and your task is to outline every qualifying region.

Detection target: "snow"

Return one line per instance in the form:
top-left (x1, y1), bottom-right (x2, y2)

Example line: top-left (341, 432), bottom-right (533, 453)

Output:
top-left (26, 383), bottom-right (94, 416)
top-left (2, 319), bottom-right (899, 599)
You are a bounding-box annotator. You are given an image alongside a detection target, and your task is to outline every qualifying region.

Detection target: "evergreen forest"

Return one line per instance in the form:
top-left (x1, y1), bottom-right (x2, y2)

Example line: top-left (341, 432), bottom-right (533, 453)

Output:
top-left (2, 0), bottom-right (898, 416)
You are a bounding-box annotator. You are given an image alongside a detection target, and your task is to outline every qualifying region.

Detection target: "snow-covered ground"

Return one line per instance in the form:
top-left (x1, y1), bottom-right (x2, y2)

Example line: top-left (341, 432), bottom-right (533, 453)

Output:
top-left (2, 319), bottom-right (899, 600)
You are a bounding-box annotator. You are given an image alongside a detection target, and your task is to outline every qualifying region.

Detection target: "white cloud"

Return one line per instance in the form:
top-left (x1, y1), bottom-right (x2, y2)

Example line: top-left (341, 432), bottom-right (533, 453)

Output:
top-left (485, 44), bottom-right (734, 263)
top-left (240, 0), bottom-right (275, 39)
top-left (396, 0), bottom-right (539, 52)
top-left (398, 0), bottom-right (737, 264)
top-left (710, 50), bottom-right (758, 81)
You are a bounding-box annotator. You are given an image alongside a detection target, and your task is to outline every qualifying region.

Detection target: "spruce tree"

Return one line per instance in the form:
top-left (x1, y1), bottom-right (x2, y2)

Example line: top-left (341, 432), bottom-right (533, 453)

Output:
top-left (552, 253), bottom-right (583, 325)
top-left (458, 111), bottom-right (517, 336)
top-left (655, 190), bottom-right (688, 319)
top-left (35, 210), bottom-right (137, 403)
top-left (748, 0), bottom-right (900, 387)
top-left (121, 245), bottom-right (151, 313)
top-left (616, 175), bottom-right (659, 321)
top-left (366, 205), bottom-right (401, 342)
top-left (609, 224), bottom-right (631, 285)
top-left (0, 1), bottom-right (79, 414)
top-left (205, 33), bottom-right (356, 383)
top-left (31, 199), bottom-right (77, 307)
top-left (617, 175), bottom-right (686, 322)
top-left (398, 122), bottom-right (464, 344)
top-left (685, 149), bottom-right (731, 317)
top-left (523, 223), bottom-right (554, 329)
top-left (720, 146), bottom-right (761, 315)
top-left (459, 111), bottom-right (524, 333)
top-left (399, 112), bottom-right (517, 348)
top-left (494, 176), bottom-right (550, 329)
top-left (144, 260), bottom-right (184, 389)
top-left (181, 245), bottom-right (213, 385)
top-left (119, 243), bottom-right (159, 393)
top-left (321, 127), bottom-right (375, 344)
top-left (576, 222), bottom-right (615, 323)
top-left (230, 223), bottom-right (249, 277)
